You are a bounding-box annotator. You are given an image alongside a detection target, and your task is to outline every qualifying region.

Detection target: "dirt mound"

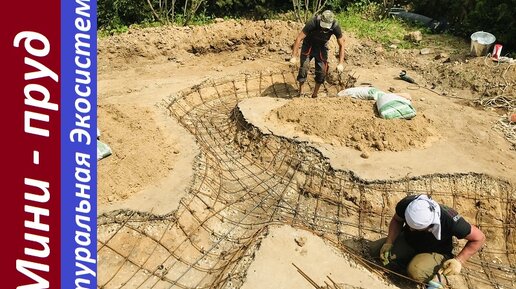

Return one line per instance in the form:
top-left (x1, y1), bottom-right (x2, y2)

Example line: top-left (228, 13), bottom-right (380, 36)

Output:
top-left (269, 97), bottom-right (437, 153)
top-left (98, 19), bottom-right (515, 100)
top-left (97, 103), bottom-right (178, 204)
top-left (98, 19), bottom-right (304, 70)
top-left (385, 40), bottom-right (516, 98)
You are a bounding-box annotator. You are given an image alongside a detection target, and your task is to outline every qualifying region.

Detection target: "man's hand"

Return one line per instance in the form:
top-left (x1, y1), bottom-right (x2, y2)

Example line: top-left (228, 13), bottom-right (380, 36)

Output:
top-left (289, 56), bottom-right (299, 66)
top-left (379, 242), bottom-right (393, 265)
top-left (336, 63), bottom-right (344, 72)
top-left (439, 258), bottom-right (462, 275)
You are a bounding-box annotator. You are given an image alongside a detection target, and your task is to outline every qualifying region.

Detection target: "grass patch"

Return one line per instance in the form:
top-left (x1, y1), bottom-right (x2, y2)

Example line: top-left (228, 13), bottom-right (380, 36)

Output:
top-left (339, 13), bottom-right (414, 48)
top-left (335, 1), bottom-right (469, 52)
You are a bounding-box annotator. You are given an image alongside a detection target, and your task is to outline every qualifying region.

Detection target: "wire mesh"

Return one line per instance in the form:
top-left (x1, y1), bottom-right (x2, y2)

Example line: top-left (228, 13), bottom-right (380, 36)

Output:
top-left (98, 69), bottom-right (515, 289)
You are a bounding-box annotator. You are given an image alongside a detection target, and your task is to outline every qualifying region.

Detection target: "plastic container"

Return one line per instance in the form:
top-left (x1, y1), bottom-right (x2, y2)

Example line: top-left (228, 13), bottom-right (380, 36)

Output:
top-left (492, 44), bottom-right (503, 60)
top-left (470, 31), bottom-right (496, 57)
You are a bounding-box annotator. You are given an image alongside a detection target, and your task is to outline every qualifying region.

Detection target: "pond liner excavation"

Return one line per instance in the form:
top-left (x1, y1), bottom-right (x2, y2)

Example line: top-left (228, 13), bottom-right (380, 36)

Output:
top-left (98, 70), bottom-right (515, 289)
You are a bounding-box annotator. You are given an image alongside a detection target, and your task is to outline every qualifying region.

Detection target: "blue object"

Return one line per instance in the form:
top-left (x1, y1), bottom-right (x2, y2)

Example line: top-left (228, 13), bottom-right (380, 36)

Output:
top-left (426, 280), bottom-right (443, 289)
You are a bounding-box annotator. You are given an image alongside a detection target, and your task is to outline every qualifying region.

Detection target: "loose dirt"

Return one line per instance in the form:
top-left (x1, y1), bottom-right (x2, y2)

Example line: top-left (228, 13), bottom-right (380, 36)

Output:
top-left (269, 96), bottom-right (437, 152)
top-left (97, 19), bottom-right (515, 289)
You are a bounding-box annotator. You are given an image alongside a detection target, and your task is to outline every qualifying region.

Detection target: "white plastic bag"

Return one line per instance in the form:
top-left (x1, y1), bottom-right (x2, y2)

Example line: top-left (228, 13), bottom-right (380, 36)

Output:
top-left (337, 86), bottom-right (382, 100)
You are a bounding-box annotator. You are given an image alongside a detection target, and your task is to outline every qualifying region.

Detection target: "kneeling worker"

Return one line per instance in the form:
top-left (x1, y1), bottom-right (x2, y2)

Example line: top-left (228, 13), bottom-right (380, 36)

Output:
top-left (378, 194), bottom-right (485, 288)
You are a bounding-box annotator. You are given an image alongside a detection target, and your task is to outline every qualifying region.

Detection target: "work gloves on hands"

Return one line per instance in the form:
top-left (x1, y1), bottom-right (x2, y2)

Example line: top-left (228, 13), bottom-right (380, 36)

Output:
top-left (379, 242), bottom-right (394, 265)
top-left (439, 258), bottom-right (462, 275)
top-left (336, 63), bottom-right (344, 72)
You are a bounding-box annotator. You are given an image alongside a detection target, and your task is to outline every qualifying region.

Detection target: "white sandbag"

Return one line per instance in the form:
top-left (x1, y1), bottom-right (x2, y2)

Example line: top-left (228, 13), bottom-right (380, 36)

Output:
top-left (376, 93), bottom-right (416, 119)
top-left (337, 86), bottom-right (382, 100)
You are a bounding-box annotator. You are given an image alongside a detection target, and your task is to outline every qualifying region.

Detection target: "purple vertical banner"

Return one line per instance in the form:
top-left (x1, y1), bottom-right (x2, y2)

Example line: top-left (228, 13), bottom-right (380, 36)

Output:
top-left (61, 0), bottom-right (97, 288)
top-left (0, 0), bottom-right (61, 288)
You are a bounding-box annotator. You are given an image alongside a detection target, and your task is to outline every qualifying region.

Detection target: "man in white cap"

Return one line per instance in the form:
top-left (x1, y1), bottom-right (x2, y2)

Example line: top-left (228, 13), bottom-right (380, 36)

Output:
top-left (290, 10), bottom-right (345, 98)
top-left (377, 194), bottom-right (485, 288)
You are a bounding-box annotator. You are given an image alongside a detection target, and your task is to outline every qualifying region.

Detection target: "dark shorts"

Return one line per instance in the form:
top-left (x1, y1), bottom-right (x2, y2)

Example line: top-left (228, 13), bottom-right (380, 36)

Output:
top-left (296, 42), bottom-right (329, 84)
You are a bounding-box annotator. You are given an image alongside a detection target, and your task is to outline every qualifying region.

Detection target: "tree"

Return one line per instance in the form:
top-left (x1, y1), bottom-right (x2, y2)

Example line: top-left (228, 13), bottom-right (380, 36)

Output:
top-left (291, 0), bottom-right (329, 23)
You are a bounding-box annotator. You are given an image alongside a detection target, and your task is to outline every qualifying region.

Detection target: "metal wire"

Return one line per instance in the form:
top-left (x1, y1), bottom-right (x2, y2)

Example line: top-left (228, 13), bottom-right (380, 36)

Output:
top-left (98, 69), bottom-right (516, 289)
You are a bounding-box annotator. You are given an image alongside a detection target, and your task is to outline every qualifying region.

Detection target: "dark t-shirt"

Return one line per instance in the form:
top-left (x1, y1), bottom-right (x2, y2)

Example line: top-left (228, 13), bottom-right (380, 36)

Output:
top-left (395, 195), bottom-right (471, 255)
top-left (302, 16), bottom-right (343, 48)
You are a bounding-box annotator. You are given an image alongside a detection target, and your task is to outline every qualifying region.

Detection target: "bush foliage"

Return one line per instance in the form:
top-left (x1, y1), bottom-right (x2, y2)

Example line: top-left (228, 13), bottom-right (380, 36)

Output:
top-left (409, 0), bottom-right (516, 49)
top-left (98, 0), bottom-right (153, 30)
top-left (97, 0), bottom-right (515, 50)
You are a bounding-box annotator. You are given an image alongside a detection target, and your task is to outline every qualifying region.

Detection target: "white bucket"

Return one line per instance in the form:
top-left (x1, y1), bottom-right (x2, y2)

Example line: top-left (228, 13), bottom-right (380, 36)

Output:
top-left (470, 31), bottom-right (496, 57)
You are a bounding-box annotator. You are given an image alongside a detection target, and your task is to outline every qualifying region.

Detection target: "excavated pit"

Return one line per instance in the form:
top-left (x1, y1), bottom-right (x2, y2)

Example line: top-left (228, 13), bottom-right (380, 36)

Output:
top-left (98, 70), bottom-right (515, 289)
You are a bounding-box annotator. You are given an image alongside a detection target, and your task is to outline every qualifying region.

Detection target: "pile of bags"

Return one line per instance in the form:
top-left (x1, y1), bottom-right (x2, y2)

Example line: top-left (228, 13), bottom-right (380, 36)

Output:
top-left (337, 87), bottom-right (416, 120)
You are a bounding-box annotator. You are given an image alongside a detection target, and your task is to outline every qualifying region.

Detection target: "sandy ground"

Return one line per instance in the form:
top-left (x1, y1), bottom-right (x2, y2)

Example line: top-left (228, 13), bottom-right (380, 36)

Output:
top-left (97, 19), bottom-right (516, 289)
top-left (241, 226), bottom-right (399, 289)
top-left (239, 80), bottom-right (514, 181)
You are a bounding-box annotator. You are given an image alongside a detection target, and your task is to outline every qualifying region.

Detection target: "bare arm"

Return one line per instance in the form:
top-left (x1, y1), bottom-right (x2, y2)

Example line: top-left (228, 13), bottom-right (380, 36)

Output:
top-left (455, 225), bottom-right (485, 264)
top-left (292, 31), bottom-right (306, 58)
top-left (386, 214), bottom-right (404, 244)
top-left (336, 35), bottom-right (345, 64)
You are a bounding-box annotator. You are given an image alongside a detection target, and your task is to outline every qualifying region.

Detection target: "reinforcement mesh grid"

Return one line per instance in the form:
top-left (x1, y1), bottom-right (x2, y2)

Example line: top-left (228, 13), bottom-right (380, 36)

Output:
top-left (98, 70), bottom-right (515, 289)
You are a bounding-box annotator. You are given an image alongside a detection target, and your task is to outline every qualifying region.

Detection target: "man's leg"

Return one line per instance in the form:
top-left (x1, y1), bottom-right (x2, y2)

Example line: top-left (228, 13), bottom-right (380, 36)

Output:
top-left (312, 83), bottom-right (322, 98)
top-left (313, 50), bottom-right (329, 98)
top-left (297, 54), bottom-right (310, 97)
top-left (407, 252), bottom-right (447, 283)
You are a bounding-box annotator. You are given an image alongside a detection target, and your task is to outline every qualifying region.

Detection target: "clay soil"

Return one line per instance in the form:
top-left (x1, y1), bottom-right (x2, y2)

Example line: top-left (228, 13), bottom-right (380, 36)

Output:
top-left (97, 19), bottom-right (516, 288)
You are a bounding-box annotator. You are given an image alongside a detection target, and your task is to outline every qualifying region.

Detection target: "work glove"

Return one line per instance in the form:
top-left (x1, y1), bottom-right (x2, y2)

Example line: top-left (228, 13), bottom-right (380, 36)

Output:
top-left (439, 258), bottom-right (462, 275)
top-left (289, 56), bottom-right (299, 66)
top-left (379, 242), bottom-right (393, 265)
top-left (336, 63), bottom-right (344, 72)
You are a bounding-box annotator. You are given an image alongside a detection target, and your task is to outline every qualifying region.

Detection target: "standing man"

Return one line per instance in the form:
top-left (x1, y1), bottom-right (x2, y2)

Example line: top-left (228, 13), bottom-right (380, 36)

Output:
top-left (376, 194), bottom-right (485, 288)
top-left (290, 10), bottom-right (345, 98)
